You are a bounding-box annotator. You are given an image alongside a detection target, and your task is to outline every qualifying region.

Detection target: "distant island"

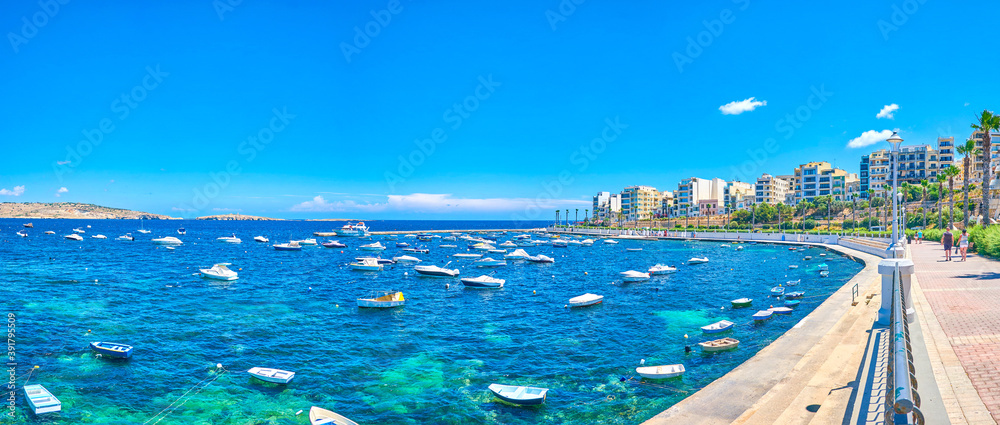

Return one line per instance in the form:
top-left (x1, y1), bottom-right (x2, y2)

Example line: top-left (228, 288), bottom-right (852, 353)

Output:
top-left (0, 202), bottom-right (177, 220)
top-left (196, 213), bottom-right (282, 221)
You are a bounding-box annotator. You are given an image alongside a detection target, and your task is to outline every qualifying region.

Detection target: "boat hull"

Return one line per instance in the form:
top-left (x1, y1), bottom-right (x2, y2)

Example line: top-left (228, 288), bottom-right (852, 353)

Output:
top-left (24, 385), bottom-right (61, 414)
top-left (357, 299), bottom-right (404, 308)
top-left (90, 342), bottom-right (133, 358)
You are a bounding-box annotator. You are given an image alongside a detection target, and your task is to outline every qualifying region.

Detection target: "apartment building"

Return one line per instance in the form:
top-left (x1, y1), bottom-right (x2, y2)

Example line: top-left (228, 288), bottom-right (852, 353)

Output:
top-left (620, 186), bottom-right (660, 222)
top-left (592, 191), bottom-right (621, 223)
top-left (725, 181), bottom-right (755, 213)
top-left (674, 177), bottom-right (726, 216)
top-left (755, 174), bottom-right (791, 205)
top-left (969, 131), bottom-right (1000, 184)
top-left (793, 161), bottom-right (858, 202)
top-left (864, 137), bottom-right (955, 197)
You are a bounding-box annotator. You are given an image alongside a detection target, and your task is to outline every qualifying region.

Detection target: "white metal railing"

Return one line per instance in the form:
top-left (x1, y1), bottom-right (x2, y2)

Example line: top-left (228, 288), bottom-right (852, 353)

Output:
top-left (888, 262), bottom-right (923, 425)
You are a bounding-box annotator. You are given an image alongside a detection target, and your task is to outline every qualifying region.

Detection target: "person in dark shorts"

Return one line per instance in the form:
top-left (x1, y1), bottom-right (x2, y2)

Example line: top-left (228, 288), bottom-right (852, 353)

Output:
top-left (942, 229), bottom-right (953, 261)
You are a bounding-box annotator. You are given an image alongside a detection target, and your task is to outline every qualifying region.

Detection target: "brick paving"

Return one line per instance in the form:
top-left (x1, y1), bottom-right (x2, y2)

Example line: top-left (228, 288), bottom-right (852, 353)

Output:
top-left (912, 242), bottom-right (1000, 423)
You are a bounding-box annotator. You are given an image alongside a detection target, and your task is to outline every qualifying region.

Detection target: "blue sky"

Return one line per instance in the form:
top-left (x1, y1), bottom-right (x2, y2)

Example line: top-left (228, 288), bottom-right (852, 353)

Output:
top-left (1, 0), bottom-right (996, 219)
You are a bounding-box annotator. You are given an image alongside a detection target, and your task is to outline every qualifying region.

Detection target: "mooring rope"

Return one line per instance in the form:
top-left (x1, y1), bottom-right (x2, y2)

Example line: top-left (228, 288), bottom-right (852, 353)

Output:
top-left (143, 366), bottom-right (229, 424)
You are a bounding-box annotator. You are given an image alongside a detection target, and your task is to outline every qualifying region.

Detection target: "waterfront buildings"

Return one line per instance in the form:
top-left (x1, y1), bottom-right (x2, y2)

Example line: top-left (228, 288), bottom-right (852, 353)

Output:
top-left (793, 162), bottom-right (858, 202)
top-left (674, 177), bottom-right (726, 217)
top-left (725, 181), bottom-right (755, 213)
top-left (968, 131), bottom-right (1000, 184)
top-left (755, 174), bottom-right (792, 205)
top-left (863, 137), bottom-right (956, 198)
top-left (592, 191), bottom-right (621, 223)
top-left (621, 186), bottom-right (660, 222)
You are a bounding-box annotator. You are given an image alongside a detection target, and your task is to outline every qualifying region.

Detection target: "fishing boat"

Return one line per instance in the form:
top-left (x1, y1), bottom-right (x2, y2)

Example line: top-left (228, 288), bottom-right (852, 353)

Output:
top-left (784, 300), bottom-right (801, 308)
top-left (786, 279), bottom-right (801, 286)
top-left (359, 242), bottom-right (386, 251)
top-left (475, 257), bottom-right (507, 267)
top-left (699, 337), bottom-right (739, 352)
top-left (731, 298), bottom-right (753, 308)
top-left (503, 249), bottom-right (530, 260)
top-left (526, 254), bottom-right (555, 263)
top-left (460, 275), bottom-right (505, 288)
top-left (552, 239), bottom-right (569, 248)
top-left (309, 406), bottom-right (359, 425)
top-left (16, 230), bottom-right (27, 237)
top-left (603, 239), bottom-right (619, 244)
top-left (403, 247), bottom-right (430, 254)
top-left (648, 264), bottom-right (677, 275)
top-left (247, 367), bottom-right (295, 384)
top-left (635, 364), bottom-right (685, 379)
top-left (392, 255), bottom-right (421, 264)
top-left (700, 320), bottom-right (735, 334)
top-left (785, 291), bottom-right (804, 299)
top-left (752, 310), bottom-right (773, 321)
top-left (321, 240), bottom-right (345, 248)
top-left (23, 384), bottom-right (61, 414)
top-left (199, 263), bottom-right (238, 281)
top-left (770, 306), bottom-right (794, 315)
top-left (770, 286), bottom-right (785, 296)
top-left (817, 263), bottom-right (829, 271)
top-left (22, 223), bottom-right (33, 228)
top-left (688, 257), bottom-right (709, 264)
top-left (488, 384), bottom-right (548, 405)
top-left (273, 241), bottom-right (302, 251)
top-left (453, 252), bottom-right (482, 259)
top-left (414, 264), bottom-right (460, 277)
top-left (254, 236), bottom-right (269, 243)
top-left (73, 227), bottom-right (86, 234)
top-left (116, 233), bottom-right (134, 241)
top-left (357, 290), bottom-right (405, 308)
top-left (64, 234), bottom-right (83, 241)
top-left (91, 234), bottom-right (107, 239)
top-left (217, 234), bottom-right (241, 243)
top-left (152, 236), bottom-right (183, 245)
top-left (820, 270), bottom-right (830, 277)
top-left (89, 341), bottom-right (133, 358)
top-left (620, 270), bottom-right (651, 282)
top-left (336, 222), bottom-right (370, 237)
top-left (568, 293), bottom-right (604, 307)
top-left (350, 258), bottom-right (384, 272)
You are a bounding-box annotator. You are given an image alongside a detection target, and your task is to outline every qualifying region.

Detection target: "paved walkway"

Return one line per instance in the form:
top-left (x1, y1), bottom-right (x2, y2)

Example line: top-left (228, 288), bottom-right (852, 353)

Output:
top-left (911, 242), bottom-right (999, 424)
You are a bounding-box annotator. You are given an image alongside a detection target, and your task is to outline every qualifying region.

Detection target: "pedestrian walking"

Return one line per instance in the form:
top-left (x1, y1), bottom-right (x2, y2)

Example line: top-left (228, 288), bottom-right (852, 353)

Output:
top-left (942, 228), bottom-right (953, 261)
top-left (959, 229), bottom-right (969, 262)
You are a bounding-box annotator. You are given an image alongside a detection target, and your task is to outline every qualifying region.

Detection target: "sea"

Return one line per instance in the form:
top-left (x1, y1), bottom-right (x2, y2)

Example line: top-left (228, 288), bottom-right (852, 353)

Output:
top-left (1, 219), bottom-right (864, 424)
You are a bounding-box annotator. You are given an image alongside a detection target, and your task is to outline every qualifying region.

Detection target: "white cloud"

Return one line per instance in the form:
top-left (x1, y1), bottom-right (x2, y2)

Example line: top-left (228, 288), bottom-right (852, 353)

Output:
top-left (965, 102), bottom-right (970, 107)
top-left (847, 129), bottom-right (894, 148)
top-left (171, 206), bottom-right (196, 212)
top-left (0, 185), bottom-right (25, 196)
top-left (719, 97), bottom-right (767, 115)
top-left (54, 187), bottom-right (68, 197)
top-left (56, 160), bottom-right (70, 165)
top-left (290, 194), bottom-right (589, 214)
top-left (876, 104), bottom-right (899, 119)
top-left (212, 208), bottom-right (243, 212)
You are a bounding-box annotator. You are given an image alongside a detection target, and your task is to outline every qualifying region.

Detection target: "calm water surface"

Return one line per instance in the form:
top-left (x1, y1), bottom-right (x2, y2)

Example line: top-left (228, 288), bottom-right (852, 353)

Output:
top-left (1, 219), bottom-right (864, 424)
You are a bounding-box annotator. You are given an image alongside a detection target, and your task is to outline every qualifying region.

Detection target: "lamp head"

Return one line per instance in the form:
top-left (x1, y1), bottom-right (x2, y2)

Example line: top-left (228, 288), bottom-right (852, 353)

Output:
top-left (886, 131), bottom-right (903, 152)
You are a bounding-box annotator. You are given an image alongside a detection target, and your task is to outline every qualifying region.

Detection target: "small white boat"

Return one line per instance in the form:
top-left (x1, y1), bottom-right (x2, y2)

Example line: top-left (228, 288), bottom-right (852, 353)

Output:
top-left (568, 240), bottom-right (583, 247)
top-left (488, 384), bottom-right (548, 405)
top-left (499, 241), bottom-right (517, 247)
top-left (91, 234), bottom-right (107, 239)
top-left (350, 257), bottom-right (383, 272)
top-left (769, 306), bottom-right (794, 315)
top-left (804, 256), bottom-right (812, 260)
top-left (552, 239), bottom-right (568, 248)
top-left (487, 248), bottom-right (507, 254)
top-left (247, 367), bottom-right (295, 384)
top-left (217, 234), bottom-right (242, 243)
top-left (820, 253), bottom-right (827, 257)
top-left (526, 254), bottom-right (555, 263)
top-left (688, 257), bottom-right (709, 264)
top-left (788, 264), bottom-right (799, 269)
top-left (460, 275), bottom-right (505, 288)
top-left (137, 218), bottom-right (150, 234)
top-left (817, 263), bottom-right (829, 271)
top-left (648, 264), bottom-right (677, 275)
top-left (635, 364), bottom-right (685, 379)
top-left (116, 233), bottom-right (134, 241)
top-left (568, 293), bottom-right (603, 307)
top-left (414, 264), bottom-right (460, 277)
top-left (471, 242), bottom-right (494, 251)
top-left (439, 244), bottom-right (458, 248)
top-left (357, 290), bottom-right (405, 308)
top-left (443, 236), bottom-right (458, 241)
top-left (359, 241), bottom-right (386, 251)
top-left (253, 236), bottom-right (269, 243)
top-left (735, 245), bottom-right (744, 251)
top-left (699, 337), bottom-right (739, 352)
top-left (731, 298), bottom-right (753, 308)
top-left (503, 249), bottom-right (530, 260)
top-left (404, 234), bottom-right (417, 238)
top-left (392, 255), bottom-right (422, 264)
top-left (820, 270), bottom-right (830, 277)
top-left (296, 238), bottom-right (318, 246)
top-left (701, 320), bottom-right (735, 334)
top-left (16, 230), bottom-right (27, 237)
top-left (309, 406), bottom-right (359, 425)
top-left (720, 244), bottom-right (729, 248)
top-left (603, 239), bottom-right (619, 244)
top-left (152, 236), bottom-right (183, 245)
top-left (626, 248), bottom-right (643, 252)
top-left (620, 270), bottom-right (650, 282)
top-left (475, 257), bottom-right (507, 267)
top-left (44, 231), bottom-right (55, 235)
top-left (752, 310), bottom-right (773, 321)
top-left (581, 239), bottom-right (595, 246)
top-left (453, 253), bottom-right (483, 259)
top-left (177, 228), bottom-right (186, 235)
top-left (200, 263), bottom-right (238, 281)
top-left (64, 234), bottom-right (83, 241)
top-left (273, 241), bottom-right (302, 251)
top-left (73, 228), bottom-right (86, 234)
top-left (24, 384), bottom-right (61, 414)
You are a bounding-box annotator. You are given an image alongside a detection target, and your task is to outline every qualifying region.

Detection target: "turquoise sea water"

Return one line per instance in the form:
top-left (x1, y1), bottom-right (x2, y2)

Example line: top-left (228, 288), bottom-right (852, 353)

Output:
top-left (2, 219), bottom-right (864, 424)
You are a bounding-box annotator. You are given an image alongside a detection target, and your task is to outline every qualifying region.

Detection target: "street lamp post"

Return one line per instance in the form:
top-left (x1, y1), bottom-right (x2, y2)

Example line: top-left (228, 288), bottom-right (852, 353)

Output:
top-left (887, 132), bottom-right (904, 258)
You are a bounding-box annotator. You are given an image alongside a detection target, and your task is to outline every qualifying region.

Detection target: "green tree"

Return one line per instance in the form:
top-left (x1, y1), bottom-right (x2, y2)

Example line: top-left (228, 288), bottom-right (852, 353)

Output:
top-left (920, 179), bottom-right (929, 229)
top-left (936, 174), bottom-right (947, 228)
top-left (957, 138), bottom-right (982, 228)
top-left (972, 109), bottom-right (1000, 225)
top-left (945, 165), bottom-right (961, 228)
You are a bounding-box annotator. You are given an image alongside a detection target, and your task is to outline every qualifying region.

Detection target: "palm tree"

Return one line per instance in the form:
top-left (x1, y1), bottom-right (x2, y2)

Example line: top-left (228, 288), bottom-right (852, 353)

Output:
top-left (584, 209), bottom-right (589, 224)
top-left (936, 173), bottom-right (947, 229)
top-left (919, 179), bottom-right (929, 229)
top-left (972, 109), bottom-right (1000, 225)
top-left (867, 189), bottom-right (875, 232)
top-left (882, 184), bottom-right (891, 233)
top-left (574, 209), bottom-right (579, 227)
top-left (945, 165), bottom-right (961, 229)
top-left (851, 197), bottom-right (857, 235)
top-left (555, 210), bottom-right (560, 227)
top-left (958, 138), bottom-right (982, 228)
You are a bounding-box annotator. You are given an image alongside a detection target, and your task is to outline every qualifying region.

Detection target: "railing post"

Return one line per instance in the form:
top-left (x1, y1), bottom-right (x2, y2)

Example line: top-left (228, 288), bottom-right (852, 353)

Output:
top-left (878, 258), bottom-right (915, 325)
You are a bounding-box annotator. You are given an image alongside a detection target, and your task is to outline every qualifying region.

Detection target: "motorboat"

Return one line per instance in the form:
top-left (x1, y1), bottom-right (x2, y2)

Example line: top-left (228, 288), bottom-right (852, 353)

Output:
top-left (439, 244), bottom-right (458, 248)
top-left (688, 257), bottom-right (709, 264)
top-left (770, 286), bottom-right (785, 296)
top-left (526, 254), bottom-right (555, 263)
top-left (247, 367), bottom-right (295, 384)
top-left (516, 240), bottom-right (536, 247)
top-left (475, 258), bottom-right (507, 267)
top-left (820, 270), bottom-right (830, 277)
top-left (152, 236), bottom-right (183, 245)
top-left (392, 255), bottom-right (422, 264)
top-left (552, 239), bottom-right (568, 248)
top-left (73, 228), bottom-right (86, 234)
top-left (785, 291), bottom-right (805, 299)
top-left (359, 242), bottom-right (386, 251)
top-left (504, 249), bottom-right (530, 260)
top-left (44, 231), bottom-right (55, 234)
top-left (488, 384), bottom-right (548, 406)
top-left (177, 228), bottom-right (186, 235)
top-left (273, 241), bottom-right (302, 251)
top-left (384, 235), bottom-right (398, 241)
top-left (620, 270), bottom-right (651, 282)
top-left (414, 264), bottom-right (459, 277)
top-left (817, 263), bottom-right (829, 271)
top-left (752, 310), bottom-right (773, 321)
top-left (699, 337), bottom-right (739, 352)
top-left (443, 236), bottom-right (457, 241)
top-left (453, 253), bottom-right (483, 259)
top-left (357, 290), bottom-right (405, 308)
top-left (460, 275), bottom-right (505, 288)
top-left (254, 236), bottom-right (269, 243)
top-left (820, 253), bottom-right (827, 257)
top-left (487, 248), bottom-right (507, 254)
top-left (731, 298), bottom-right (753, 308)
top-left (788, 247), bottom-right (797, 251)
top-left (200, 263), bottom-right (238, 281)
top-left (217, 234), bottom-right (242, 243)
top-left (735, 245), bottom-right (744, 251)
top-left (24, 384), bottom-right (61, 415)
top-left (581, 239), bottom-right (595, 246)
top-left (499, 241), bottom-right (517, 248)
top-left (355, 257), bottom-right (394, 265)
top-left (635, 364), bottom-right (685, 380)
top-left (648, 264), bottom-right (677, 275)
top-left (786, 279), bottom-right (800, 286)
top-left (395, 242), bottom-right (410, 248)
top-left (91, 234), bottom-right (107, 239)
top-left (116, 233), bottom-right (134, 241)
top-left (350, 258), bottom-right (383, 272)
top-left (322, 240), bottom-right (346, 248)
top-left (626, 248), bottom-right (643, 252)
top-left (296, 238), bottom-right (318, 246)
top-left (804, 256), bottom-right (812, 260)
top-left (603, 239), bottom-right (619, 244)
top-left (788, 265), bottom-right (799, 269)
top-left (309, 406), bottom-right (359, 425)
top-left (16, 230), bottom-right (27, 237)
top-left (22, 223), bottom-right (32, 228)
top-left (64, 233), bottom-right (83, 241)
top-left (701, 320), bottom-right (735, 334)
top-left (336, 222), bottom-right (370, 237)
top-left (567, 240), bottom-right (582, 247)
top-left (404, 234), bottom-right (417, 238)
top-left (471, 242), bottom-right (494, 251)
top-left (417, 234), bottom-right (434, 241)
top-left (90, 341), bottom-right (133, 358)
top-left (403, 247), bottom-right (430, 254)
top-left (769, 306), bottom-right (794, 315)
top-left (568, 293), bottom-right (603, 307)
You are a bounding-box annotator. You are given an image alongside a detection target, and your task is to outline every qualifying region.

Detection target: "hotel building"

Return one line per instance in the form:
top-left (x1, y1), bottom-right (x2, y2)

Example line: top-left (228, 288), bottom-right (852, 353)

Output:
top-left (674, 177), bottom-right (726, 217)
top-left (793, 161), bottom-right (858, 203)
top-left (755, 174), bottom-right (792, 205)
top-left (621, 186), bottom-right (660, 222)
top-left (863, 137), bottom-right (955, 198)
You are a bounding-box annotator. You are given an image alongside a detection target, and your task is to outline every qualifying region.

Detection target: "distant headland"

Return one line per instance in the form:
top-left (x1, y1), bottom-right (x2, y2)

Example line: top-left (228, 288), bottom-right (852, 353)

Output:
top-left (0, 202), bottom-right (177, 220)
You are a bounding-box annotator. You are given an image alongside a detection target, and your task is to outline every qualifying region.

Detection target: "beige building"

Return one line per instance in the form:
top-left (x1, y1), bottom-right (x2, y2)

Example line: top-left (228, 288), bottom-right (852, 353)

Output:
top-left (968, 131), bottom-right (1000, 184)
top-left (864, 137), bottom-right (956, 198)
top-left (621, 186), bottom-right (660, 222)
top-left (793, 161), bottom-right (858, 203)
top-left (755, 174), bottom-right (792, 205)
top-left (674, 177), bottom-right (726, 217)
top-left (725, 181), bottom-right (755, 213)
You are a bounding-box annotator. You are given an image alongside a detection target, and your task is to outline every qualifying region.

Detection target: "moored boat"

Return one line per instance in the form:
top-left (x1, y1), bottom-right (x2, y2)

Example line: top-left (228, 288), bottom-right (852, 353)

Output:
top-left (336, 222), bottom-right (370, 237)
top-left (217, 234), bottom-right (241, 243)
top-left (700, 320), bottom-right (735, 334)
top-left (24, 384), bottom-right (61, 414)
top-left (503, 249), bottom-right (530, 260)
top-left (403, 247), bottom-right (429, 254)
top-left (64, 233), bottom-right (84, 241)
top-left (688, 257), bottom-right (709, 264)
top-left (321, 240), bottom-right (345, 248)
top-left (475, 257), bottom-right (507, 267)
top-left (460, 275), bottom-right (505, 288)
top-left (648, 264), bottom-right (677, 275)
top-left (620, 270), bottom-right (651, 282)
top-left (359, 241), bottom-right (386, 251)
top-left (526, 254), bottom-right (555, 263)
top-left (116, 233), bottom-right (135, 241)
top-left (635, 364), bottom-right (685, 379)
top-left (273, 241), bottom-right (302, 251)
top-left (788, 264), bottom-right (798, 269)
top-left (819, 270), bottom-right (830, 277)
top-left (296, 238), bottom-right (318, 246)
top-left (453, 252), bottom-right (483, 259)
top-left (731, 298), bottom-right (753, 308)
top-left (350, 258), bottom-right (383, 271)
top-left (90, 341), bottom-right (133, 358)
top-left (698, 337), bottom-right (739, 352)
top-left (414, 264), bottom-right (459, 277)
top-left (177, 228), bottom-right (186, 235)
top-left (770, 286), bottom-right (785, 296)
top-left (603, 239), bottom-right (619, 244)
top-left (91, 234), bottom-right (107, 239)
top-left (199, 263), bottom-right (238, 281)
top-left (769, 306), bottom-right (794, 315)
top-left (488, 384), bottom-right (548, 405)
top-left (73, 227), bottom-right (86, 234)
top-left (152, 236), bottom-right (183, 245)
top-left (357, 290), bottom-right (405, 308)
top-left (784, 300), bottom-right (801, 308)
top-left (817, 263), bottom-right (829, 271)
top-left (247, 367), bottom-right (295, 384)
top-left (392, 255), bottom-right (421, 264)
top-left (568, 293), bottom-right (603, 307)
top-left (785, 291), bottom-right (804, 299)
top-left (252, 236), bottom-right (269, 243)
top-left (752, 310), bottom-right (773, 321)
top-left (786, 279), bottom-right (800, 286)
top-left (309, 406), bottom-right (359, 425)
top-left (16, 230), bottom-right (27, 237)
top-left (44, 231), bottom-right (55, 234)
top-left (22, 223), bottom-right (33, 228)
